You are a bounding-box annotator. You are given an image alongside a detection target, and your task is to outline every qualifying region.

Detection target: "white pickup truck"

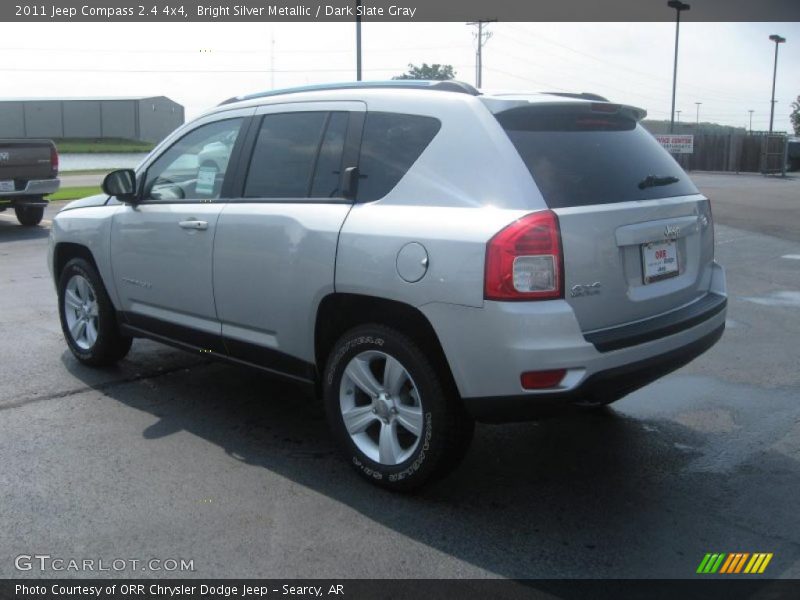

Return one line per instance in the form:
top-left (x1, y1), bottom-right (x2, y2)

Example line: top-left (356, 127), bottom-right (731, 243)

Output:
top-left (0, 139), bottom-right (60, 226)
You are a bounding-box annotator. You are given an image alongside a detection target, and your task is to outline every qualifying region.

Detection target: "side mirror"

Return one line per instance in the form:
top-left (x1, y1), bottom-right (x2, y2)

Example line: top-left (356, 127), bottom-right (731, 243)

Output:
top-left (341, 166), bottom-right (359, 200)
top-left (102, 169), bottom-right (138, 203)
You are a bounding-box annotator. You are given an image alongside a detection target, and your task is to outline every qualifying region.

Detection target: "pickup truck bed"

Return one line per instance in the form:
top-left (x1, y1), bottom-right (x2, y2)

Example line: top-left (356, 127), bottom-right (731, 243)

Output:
top-left (0, 139), bottom-right (60, 226)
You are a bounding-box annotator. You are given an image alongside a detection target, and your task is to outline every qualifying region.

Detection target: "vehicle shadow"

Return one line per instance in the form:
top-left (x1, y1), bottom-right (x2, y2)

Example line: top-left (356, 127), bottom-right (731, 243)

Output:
top-left (0, 219), bottom-right (50, 241)
top-left (69, 354), bottom-right (800, 579)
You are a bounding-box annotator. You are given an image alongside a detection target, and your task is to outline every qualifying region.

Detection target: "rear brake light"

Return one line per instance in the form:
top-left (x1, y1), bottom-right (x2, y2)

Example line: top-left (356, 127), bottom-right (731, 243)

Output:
top-left (591, 103), bottom-right (620, 113)
top-left (50, 146), bottom-right (59, 176)
top-left (484, 210), bottom-right (564, 301)
top-left (521, 369), bottom-right (567, 389)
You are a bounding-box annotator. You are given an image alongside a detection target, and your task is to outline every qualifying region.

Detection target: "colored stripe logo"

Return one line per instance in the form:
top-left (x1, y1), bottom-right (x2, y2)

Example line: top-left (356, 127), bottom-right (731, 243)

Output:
top-left (696, 553), bottom-right (773, 574)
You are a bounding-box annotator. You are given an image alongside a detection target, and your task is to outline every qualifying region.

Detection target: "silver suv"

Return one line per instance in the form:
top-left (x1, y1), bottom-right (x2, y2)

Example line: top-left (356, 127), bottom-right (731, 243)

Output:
top-left (48, 81), bottom-right (727, 490)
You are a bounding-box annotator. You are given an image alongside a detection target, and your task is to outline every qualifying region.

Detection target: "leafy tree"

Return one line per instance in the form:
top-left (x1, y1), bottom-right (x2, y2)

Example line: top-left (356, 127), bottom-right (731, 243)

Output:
top-left (790, 96), bottom-right (800, 135)
top-left (393, 63), bottom-right (456, 81)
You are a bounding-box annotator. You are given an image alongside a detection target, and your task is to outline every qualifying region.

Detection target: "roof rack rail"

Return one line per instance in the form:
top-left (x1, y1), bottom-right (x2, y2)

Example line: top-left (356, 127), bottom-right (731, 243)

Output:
top-left (543, 92), bottom-right (610, 102)
top-left (219, 80), bottom-right (480, 106)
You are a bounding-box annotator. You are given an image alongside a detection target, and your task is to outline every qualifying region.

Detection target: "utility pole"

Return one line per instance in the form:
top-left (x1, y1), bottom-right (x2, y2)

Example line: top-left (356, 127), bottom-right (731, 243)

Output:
top-left (667, 1), bottom-right (690, 134)
top-left (356, 0), bottom-right (362, 81)
top-left (467, 20), bottom-right (494, 88)
top-left (676, 110), bottom-right (682, 130)
top-left (695, 102), bottom-right (702, 129)
top-left (768, 34), bottom-right (786, 134)
top-left (748, 109), bottom-right (754, 133)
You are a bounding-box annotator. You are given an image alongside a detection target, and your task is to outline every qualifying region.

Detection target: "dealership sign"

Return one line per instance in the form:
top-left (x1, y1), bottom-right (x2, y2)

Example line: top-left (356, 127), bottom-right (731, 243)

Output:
top-left (655, 134), bottom-right (694, 154)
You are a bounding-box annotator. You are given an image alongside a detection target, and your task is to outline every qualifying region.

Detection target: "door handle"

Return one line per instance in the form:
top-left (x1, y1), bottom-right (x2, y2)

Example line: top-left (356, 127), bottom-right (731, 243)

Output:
top-left (178, 220), bottom-right (208, 230)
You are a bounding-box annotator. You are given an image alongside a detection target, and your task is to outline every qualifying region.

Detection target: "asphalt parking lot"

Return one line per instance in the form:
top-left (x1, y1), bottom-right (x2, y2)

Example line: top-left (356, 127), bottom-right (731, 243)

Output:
top-left (1, 172), bottom-right (799, 579)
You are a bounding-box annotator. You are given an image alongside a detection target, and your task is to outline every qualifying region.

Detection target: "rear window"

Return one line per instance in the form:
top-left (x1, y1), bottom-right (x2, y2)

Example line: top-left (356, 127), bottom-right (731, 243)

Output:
top-left (496, 107), bottom-right (699, 208)
top-left (356, 112), bottom-right (441, 202)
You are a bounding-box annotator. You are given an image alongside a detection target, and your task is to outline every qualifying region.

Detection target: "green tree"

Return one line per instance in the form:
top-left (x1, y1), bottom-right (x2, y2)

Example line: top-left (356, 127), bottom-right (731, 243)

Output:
top-left (392, 63), bottom-right (456, 81)
top-left (790, 96), bottom-right (800, 135)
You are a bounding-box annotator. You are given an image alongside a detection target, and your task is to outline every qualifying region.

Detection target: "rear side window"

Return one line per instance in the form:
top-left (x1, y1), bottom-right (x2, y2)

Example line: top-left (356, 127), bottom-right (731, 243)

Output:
top-left (496, 107), bottom-right (699, 208)
top-left (244, 111), bottom-right (348, 199)
top-left (357, 112), bottom-right (441, 202)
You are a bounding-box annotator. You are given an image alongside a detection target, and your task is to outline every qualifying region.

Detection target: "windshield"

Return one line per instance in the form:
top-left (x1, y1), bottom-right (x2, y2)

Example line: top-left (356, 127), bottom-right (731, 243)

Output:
top-left (496, 107), bottom-right (699, 208)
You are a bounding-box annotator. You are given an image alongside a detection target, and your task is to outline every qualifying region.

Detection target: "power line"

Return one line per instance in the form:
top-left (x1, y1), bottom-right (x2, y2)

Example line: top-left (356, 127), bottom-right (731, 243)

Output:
top-left (0, 66), bottom-right (475, 74)
top-left (487, 46), bottom-right (668, 106)
top-left (0, 44), bottom-right (473, 56)
top-left (501, 23), bottom-right (759, 105)
top-left (481, 65), bottom-right (570, 91)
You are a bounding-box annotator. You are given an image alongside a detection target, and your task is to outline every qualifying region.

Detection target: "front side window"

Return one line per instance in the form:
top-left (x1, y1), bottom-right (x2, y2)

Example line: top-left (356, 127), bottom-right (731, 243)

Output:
top-left (243, 111), bottom-right (349, 199)
top-left (143, 118), bottom-right (243, 202)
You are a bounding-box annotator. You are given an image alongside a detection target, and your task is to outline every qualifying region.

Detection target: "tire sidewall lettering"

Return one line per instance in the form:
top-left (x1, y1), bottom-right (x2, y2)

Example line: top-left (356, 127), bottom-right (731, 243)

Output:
top-left (326, 335), bottom-right (385, 386)
top-left (328, 332), bottom-right (432, 483)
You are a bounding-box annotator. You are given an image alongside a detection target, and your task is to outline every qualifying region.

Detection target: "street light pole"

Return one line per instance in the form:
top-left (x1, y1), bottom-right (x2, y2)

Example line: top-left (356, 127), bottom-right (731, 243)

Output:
top-left (676, 110), bottom-right (682, 129)
top-left (768, 34), bottom-right (786, 134)
top-left (695, 102), bottom-right (702, 129)
top-left (748, 109), bottom-right (754, 133)
top-left (668, 1), bottom-right (690, 134)
top-left (356, 0), bottom-right (362, 81)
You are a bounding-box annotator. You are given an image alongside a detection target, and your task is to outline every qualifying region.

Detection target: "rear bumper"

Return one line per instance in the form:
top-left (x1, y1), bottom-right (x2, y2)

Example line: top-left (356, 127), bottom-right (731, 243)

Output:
top-left (0, 178), bottom-right (60, 199)
top-left (420, 261), bottom-right (727, 423)
top-left (463, 323), bottom-right (724, 422)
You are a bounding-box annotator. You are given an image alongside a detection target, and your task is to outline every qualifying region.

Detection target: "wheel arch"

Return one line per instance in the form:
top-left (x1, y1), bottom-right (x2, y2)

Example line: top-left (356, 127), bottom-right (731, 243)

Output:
top-left (53, 242), bottom-right (100, 285)
top-left (314, 293), bottom-right (459, 399)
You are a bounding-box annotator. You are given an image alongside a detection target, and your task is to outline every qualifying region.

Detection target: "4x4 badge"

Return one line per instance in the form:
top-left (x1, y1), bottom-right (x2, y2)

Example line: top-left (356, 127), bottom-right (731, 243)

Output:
top-left (570, 282), bottom-right (602, 297)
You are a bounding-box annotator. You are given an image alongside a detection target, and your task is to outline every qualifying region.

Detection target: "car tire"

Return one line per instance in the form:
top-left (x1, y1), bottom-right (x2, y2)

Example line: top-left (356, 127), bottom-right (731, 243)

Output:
top-left (58, 258), bottom-right (132, 366)
top-left (323, 324), bottom-right (474, 491)
top-left (15, 204), bottom-right (45, 226)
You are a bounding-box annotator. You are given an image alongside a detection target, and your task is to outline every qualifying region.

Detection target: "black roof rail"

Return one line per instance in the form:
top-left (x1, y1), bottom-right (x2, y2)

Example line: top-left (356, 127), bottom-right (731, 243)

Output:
top-left (219, 80), bottom-right (480, 106)
top-left (543, 92), bottom-right (610, 102)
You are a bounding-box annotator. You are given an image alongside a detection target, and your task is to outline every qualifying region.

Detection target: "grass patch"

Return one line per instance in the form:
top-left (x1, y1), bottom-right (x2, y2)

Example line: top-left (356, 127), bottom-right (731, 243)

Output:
top-left (49, 186), bottom-right (102, 201)
top-left (60, 168), bottom-right (114, 175)
top-left (53, 138), bottom-right (154, 154)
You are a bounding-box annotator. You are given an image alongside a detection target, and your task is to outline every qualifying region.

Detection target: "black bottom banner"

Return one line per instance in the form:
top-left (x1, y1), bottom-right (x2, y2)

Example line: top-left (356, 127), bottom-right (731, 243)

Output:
top-left (3, 580), bottom-right (800, 600)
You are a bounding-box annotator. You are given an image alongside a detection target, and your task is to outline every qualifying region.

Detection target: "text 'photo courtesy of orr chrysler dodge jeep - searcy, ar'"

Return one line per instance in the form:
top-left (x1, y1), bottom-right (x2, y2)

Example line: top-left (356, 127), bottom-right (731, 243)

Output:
top-left (47, 80), bottom-right (727, 491)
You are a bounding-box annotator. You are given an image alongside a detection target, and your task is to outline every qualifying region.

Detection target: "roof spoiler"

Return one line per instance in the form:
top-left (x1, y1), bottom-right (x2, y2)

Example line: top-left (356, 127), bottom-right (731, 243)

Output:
top-left (543, 92), bottom-right (610, 102)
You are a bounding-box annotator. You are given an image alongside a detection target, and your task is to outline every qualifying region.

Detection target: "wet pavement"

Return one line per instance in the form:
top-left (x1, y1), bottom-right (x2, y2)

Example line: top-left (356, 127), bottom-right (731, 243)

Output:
top-left (0, 174), bottom-right (798, 579)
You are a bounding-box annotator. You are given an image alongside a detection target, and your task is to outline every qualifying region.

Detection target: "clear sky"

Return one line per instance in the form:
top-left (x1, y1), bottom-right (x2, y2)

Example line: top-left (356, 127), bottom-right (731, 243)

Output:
top-left (2, 21), bottom-right (798, 132)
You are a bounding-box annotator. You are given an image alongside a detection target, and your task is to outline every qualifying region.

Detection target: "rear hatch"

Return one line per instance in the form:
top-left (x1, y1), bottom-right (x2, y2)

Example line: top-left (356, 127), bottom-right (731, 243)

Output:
top-left (493, 101), bottom-right (714, 333)
top-left (0, 139), bottom-right (57, 186)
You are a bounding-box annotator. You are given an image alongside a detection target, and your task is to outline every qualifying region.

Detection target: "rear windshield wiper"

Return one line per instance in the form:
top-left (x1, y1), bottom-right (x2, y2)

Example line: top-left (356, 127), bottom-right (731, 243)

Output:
top-left (638, 175), bottom-right (680, 189)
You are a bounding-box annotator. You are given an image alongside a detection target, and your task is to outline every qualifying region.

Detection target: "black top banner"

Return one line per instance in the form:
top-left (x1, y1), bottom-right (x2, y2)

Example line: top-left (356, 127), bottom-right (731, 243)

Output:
top-left (4, 0), bottom-right (800, 22)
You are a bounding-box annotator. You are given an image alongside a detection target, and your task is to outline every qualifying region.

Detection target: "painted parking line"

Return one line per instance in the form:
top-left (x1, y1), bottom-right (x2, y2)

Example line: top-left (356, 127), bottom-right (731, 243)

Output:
top-left (781, 254), bottom-right (800, 260)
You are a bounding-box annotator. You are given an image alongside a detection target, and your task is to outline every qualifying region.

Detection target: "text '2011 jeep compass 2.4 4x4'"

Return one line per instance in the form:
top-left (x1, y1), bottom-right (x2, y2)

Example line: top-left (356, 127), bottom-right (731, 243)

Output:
top-left (48, 81), bottom-right (726, 490)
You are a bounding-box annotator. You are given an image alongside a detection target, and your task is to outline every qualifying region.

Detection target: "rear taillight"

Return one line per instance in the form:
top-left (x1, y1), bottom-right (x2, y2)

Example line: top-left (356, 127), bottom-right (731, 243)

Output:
top-left (521, 369), bottom-right (567, 390)
top-left (707, 198), bottom-right (714, 256)
top-left (484, 210), bottom-right (563, 301)
top-left (50, 146), bottom-right (59, 176)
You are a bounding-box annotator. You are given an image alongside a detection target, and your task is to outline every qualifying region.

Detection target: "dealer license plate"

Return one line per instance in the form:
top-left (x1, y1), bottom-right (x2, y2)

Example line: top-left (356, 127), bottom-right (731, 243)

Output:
top-left (641, 239), bottom-right (679, 284)
top-left (0, 180), bottom-right (14, 192)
